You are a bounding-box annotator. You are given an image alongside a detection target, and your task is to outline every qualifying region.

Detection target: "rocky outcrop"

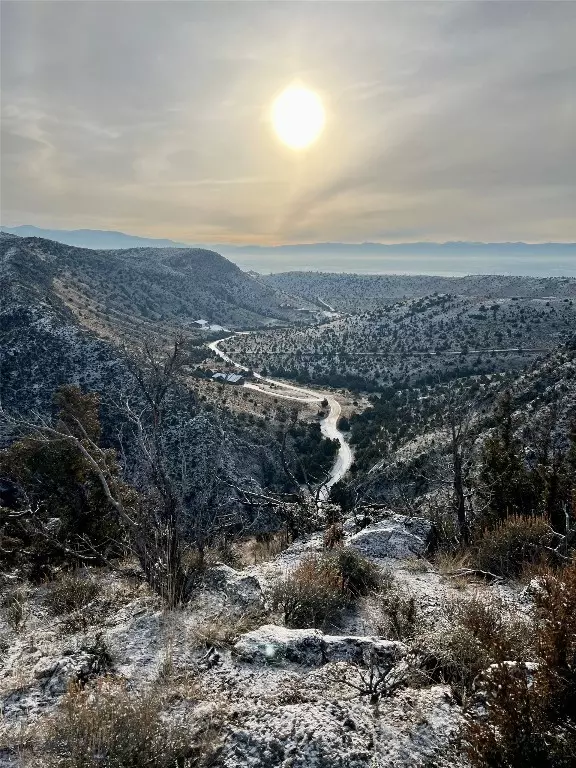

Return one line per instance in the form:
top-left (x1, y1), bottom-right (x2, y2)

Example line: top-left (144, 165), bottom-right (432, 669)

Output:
top-left (2, 644), bottom-right (109, 722)
top-left (219, 684), bottom-right (464, 768)
top-left (347, 514), bottom-right (433, 559)
top-left (232, 624), bottom-right (406, 666)
top-left (197, 564), bottom-right (265, 617)
top-left (32, 648), bottom-right (106, 697)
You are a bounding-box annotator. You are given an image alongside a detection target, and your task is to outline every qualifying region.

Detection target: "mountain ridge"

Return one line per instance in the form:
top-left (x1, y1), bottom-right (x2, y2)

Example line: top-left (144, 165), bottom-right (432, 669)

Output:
top-left (0, 233), bottom-right (315, 337)
top-left (2, 226), bottom-right (574, 255)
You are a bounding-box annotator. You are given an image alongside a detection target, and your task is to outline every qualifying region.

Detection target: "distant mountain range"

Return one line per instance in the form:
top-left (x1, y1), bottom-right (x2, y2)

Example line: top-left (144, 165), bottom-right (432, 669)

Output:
top-left (1, 225), bottom-right (575, 275)
top-left (0, 225), bottom-right (187, 250)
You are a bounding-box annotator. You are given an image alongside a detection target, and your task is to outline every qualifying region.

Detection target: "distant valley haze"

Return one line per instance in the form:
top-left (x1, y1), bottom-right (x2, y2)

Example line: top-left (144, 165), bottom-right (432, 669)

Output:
top-left (1, 225), bottom-right (575, 277)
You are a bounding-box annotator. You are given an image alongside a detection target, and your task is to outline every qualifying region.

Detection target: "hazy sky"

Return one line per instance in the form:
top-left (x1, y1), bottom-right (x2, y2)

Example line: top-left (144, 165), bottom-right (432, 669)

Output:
top-left (1, 1), bottom-right (575, 244)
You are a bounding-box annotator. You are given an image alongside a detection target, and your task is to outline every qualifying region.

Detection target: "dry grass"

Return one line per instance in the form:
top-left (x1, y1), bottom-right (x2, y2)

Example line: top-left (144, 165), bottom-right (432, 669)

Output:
top-left (1, 586), bottom-right (29, 631)
top-left (189, 612), bottom-right (265, 650)
top-left (433, 548), bottom-right (472, 576)
top-left (42, 677), bottom-right (225, 767)
top-left (44, 571), bottom-right (101, 616)
top-left (242, 531), bottom-right (290, 565)
top-left (402, 557), bottom-right (431, 573)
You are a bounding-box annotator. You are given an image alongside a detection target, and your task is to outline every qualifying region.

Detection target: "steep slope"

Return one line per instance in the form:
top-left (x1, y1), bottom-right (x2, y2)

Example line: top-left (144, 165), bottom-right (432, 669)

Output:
top-left (0, 234), bottom-right (126, 421)
top-left (0, 234), bottom-right (317, 346)
top-left (0, 233), bottom-right (313, 492)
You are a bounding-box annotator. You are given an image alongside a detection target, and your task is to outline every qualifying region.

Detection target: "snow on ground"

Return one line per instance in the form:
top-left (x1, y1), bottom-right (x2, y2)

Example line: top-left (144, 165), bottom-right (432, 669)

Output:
top-left (0, 514), bottom-right (529, 767)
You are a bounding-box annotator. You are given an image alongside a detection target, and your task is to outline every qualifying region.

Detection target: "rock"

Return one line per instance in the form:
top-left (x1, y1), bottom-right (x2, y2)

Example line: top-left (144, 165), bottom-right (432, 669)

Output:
top-left (32, 649), bottom-right (103, 696)
top-left (233, 625), bottom-right (324, 665)
top-left (322, 634), bottom-right (406, 665)
top-left (198, 565), bottom-right (264, 616)
top-left (233, 625), bottom-right (406, 667)
top-left (347, 514), bottom-right (433, 559)
top-left (519, 577), bottom-right (545, 603)
top-left (218, 685), bottom-right (463, 768)
top-left (474, 660), bottom-right (540, 695)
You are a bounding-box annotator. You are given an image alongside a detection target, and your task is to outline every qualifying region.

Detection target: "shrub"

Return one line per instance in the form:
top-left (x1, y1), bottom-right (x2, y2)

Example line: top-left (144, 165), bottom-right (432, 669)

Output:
top-left (46, 678), bottom-right (223, 767)
top-left (270, 549), bottom-right (382, 628)
top-left (270, 555), bottom-right (348, 629)
top-left (324, 547), bottom-right (382, 597)
top-left (0, 587), bottom-right (28, 631)
top-left (471, 515), bottom-right (553, 578)
top-left (376, 585), bottom-right (418, 641)
top-left (44, 571), bottom-right (101, 616)
top-left (462, 562), bottom-right (576, 766)
top-left (421, 594), bottom-right (529, 703)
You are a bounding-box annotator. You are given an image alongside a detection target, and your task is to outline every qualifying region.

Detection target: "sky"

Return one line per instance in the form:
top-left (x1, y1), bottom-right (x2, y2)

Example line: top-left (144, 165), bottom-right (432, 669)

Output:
top-left (1, 1), bottom-right (575, 245)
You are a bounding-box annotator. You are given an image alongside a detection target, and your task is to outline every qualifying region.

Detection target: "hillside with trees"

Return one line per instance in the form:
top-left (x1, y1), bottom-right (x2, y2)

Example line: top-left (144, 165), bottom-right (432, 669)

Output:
top-left (262, 271), bottom-right (576, 312)
top-left (220, 293), bottom-right (576, 391)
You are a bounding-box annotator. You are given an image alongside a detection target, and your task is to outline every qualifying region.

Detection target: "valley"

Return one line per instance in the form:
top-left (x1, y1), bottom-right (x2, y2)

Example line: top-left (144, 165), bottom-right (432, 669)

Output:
top-left (218, 291), bottom-right (576, 391)
top-left (2, 232), bottom-right (576, 768)
top-left (208, 335), bottom-right (354, 497)
top-left (3, 3), bottom-right (575, 764)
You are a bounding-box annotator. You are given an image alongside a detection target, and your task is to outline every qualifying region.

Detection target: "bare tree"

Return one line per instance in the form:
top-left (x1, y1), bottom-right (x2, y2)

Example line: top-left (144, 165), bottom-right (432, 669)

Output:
top-left (118, 337), bottom-right (233, 602)
top-left (359, 380), bottom-right (480, 543)
top-left (445, 381), bottom-right (477, 542)
top-left (326, 650), bottom-right (409, 704)
top-left (1, 338), bottom-right (232, 606)
top-left (278, 427), bottom-right (332, 538)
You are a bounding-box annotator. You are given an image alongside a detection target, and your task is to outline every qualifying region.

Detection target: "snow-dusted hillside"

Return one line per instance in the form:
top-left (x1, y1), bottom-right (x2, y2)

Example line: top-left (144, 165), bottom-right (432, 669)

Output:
top-left (219, 293), bottom-right (576, 390)
top-left (0, 234), bottom-right (319, 345)
top-left (262, 272), bottom-right (576, 313)
top-left (0, 234), bottom-right (321, 492)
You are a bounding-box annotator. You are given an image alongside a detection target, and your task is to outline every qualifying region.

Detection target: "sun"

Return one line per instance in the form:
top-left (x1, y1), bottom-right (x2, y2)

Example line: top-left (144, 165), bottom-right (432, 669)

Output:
top-left (271, 85), bottom-right (325, 150)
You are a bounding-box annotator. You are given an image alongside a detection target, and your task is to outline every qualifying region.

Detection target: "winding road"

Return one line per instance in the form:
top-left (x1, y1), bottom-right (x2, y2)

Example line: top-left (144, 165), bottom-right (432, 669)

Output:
top-left (208, 336), bottom-right (353, 499)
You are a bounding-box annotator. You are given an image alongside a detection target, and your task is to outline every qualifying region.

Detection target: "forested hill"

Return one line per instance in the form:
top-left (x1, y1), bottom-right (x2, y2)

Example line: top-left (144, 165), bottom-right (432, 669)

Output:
top-left (0, 233), bottom-right (318, 340)
top-left (219, 293), bottom-right (576, 391)
top-left (261, 272), bottom-right (576, 312)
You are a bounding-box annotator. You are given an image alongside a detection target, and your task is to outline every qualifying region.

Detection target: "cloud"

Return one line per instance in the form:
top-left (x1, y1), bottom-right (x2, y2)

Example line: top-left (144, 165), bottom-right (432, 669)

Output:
top-left (1, 1), bottom-right (575, 243)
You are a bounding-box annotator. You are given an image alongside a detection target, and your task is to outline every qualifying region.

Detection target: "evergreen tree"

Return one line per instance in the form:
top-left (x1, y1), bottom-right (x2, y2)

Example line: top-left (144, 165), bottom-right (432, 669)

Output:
top-left (478, 391), bottom-right (541, 526)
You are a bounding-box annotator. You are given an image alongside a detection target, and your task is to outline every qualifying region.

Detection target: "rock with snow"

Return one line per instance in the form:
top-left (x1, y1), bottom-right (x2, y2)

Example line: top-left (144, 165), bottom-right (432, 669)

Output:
top-left (519, 576), bottom-right (546, 604)
top-left (233, 625), bottom-right (325, 665)
top-left (232, 624), bottom-right (406, 667)
top-left (219, 684), bottom-right (464, 768)
top-left (347, 514), bottom-right (433, 559)
top-left (198, 564), bottom-right (264, 616)
top-left (474, 660), bottom-right (540, 696)
top-left (323, 634), bottom-right (405, 665)
top-left (33, 649), bottom-right (103, 697)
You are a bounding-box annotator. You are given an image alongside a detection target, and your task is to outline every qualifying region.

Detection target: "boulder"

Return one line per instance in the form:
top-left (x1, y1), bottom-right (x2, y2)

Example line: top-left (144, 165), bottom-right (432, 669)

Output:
top-left (322, 634), bottom-right (405, 665)
top-left (347, 514), bottom-right (432, 559)
top-left (198, 564), bottom-right (264, 616)
top-left (233, 625), bottom-right (325, 665)
top-left (218, 685), bottom-right (461, 768)
top-left (33, 649), bottom-right (104, 697)
top-left (233, 624), bottom-right (406, 667)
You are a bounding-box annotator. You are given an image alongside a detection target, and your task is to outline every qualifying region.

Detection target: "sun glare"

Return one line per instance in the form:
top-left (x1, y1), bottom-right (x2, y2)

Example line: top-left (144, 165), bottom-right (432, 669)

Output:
top-left (271, 86), bottom-right (325, 150)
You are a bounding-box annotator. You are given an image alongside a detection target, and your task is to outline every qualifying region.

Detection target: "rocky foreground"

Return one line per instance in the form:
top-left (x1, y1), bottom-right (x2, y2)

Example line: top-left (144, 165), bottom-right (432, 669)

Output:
top-left (0, 513), bottom-right (532, 767)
